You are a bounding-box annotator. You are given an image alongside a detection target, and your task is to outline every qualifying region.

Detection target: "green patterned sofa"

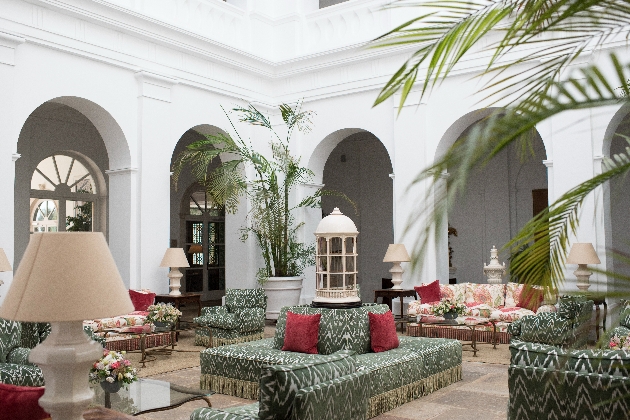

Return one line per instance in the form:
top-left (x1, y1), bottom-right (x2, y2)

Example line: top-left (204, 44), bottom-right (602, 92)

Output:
top-left (197, 303), bottom-right (462, 419)
top-left (194, 289), bottom-right (267, 347)
top-left (506, 297), bottom-right (630, 419)
top-left (0, 319), bottom-right (50, 386)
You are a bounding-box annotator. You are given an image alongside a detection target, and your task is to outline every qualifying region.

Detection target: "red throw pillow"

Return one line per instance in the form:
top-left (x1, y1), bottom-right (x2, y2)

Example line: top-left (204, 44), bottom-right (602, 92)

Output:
top-left (0, 383), bottom-right (49, 420)
top-left (518, 285), bottom-right (544, 312)
top-left (414, 280), bottom-right (441, 304)
top-left (128, 289), bottom-right (156, 311)
top-left (368, 311), bottom-right (400, 353)
top-left (282, 312), bottom-right (321, 354)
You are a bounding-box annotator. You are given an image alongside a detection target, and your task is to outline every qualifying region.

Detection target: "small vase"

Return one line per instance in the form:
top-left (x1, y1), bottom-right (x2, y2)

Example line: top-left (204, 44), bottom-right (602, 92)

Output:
top-left (443, 311), bottom-right (458, 320)
top-left (100, 379), bottom-right (121, 393)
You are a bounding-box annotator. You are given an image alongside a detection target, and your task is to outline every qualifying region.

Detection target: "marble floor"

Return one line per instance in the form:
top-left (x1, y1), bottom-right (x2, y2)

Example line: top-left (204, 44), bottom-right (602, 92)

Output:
top-left (139, 361), bottom-right (509, 420)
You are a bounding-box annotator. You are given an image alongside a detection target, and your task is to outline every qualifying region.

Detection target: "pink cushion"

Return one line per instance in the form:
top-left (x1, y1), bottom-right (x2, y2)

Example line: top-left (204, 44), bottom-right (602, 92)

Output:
top-left (129, 289), bottom-right (156, 311)
top-left (0, 383), bottom-right (49, 420)
top-left (282, 312), bottom-right (321, 354)
top-left (368, 311), bottom-right (400, 353)
top-left (414, 280), bottom-right (441, 304)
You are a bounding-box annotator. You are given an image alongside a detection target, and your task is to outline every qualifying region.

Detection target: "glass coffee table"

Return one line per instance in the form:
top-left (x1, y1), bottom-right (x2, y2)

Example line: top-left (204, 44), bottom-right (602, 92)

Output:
top-left (407, 318), bottom-right (498, 356)
top-left (90, 378), bottom-right (213, 415)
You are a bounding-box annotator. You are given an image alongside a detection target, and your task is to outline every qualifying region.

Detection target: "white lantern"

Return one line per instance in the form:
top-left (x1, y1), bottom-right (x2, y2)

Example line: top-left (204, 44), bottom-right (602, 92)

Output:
top-left (312, 208), bottom-right (361, 308)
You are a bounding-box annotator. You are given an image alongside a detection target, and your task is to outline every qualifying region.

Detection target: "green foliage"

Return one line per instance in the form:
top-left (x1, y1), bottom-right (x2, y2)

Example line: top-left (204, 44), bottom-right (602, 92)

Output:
top-left (373, 0), bottom-right (630, 290)
top-left (66, 189), bottom-right (92, 232)
top-left (173, 103), bottom-right (351, 283)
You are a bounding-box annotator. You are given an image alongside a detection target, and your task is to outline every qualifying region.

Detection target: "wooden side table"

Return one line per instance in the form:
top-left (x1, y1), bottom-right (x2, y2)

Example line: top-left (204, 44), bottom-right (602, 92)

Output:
top-left (373, 289), bottom-right (417, 332)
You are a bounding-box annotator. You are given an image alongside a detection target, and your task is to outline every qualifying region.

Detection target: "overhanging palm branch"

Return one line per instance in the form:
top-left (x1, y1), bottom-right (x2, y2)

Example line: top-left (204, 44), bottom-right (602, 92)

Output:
top-left (404, 55), bottom-right (630, 288)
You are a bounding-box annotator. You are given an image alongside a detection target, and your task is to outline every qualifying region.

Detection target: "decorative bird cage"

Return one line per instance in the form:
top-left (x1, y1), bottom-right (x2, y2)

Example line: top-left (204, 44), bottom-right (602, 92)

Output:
top-left (312, 208), bottom-right (361, 308)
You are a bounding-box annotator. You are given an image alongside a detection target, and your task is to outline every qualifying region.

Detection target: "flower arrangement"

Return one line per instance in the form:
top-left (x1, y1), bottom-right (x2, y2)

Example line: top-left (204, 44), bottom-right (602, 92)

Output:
top-left (144, 302), bottom-right (182, 324)
top-left (89, 350), bottom-right (138, 386)
top-left (609, 334), bottom-right (630, 350)
top-left (432, 299), bottom-right (467, 317)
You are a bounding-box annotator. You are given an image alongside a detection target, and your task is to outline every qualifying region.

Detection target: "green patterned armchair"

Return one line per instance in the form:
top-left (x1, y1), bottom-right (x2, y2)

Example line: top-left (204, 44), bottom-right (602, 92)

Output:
top-left (505, 297), bottom-right (630, 419)
top-left (0, 319), bottom-right (50, 386)
top-left (194, 289), bottom-right (267, 347)
top-left (507, 295), bottom-right (593, 348)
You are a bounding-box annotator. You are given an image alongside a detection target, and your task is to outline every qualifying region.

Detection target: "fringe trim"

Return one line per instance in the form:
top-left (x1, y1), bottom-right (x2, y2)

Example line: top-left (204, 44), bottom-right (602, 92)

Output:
top-left (366, 365), bottom-right (462, 418)
top-left (200, 374), bottom-right (259, 400)
top-left (194, 332), bottom-right (264, 347)
top-left (201, 364), bottom-right (463, 419)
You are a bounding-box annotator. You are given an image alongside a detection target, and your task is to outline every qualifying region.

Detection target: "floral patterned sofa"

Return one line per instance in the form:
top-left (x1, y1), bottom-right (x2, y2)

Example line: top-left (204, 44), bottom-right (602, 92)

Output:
top-left (408, 282), bottom-right (552, 344)
top-left (505, 297), bottom-right (630, 420)
top-left (197, 303), bottom-right (462, 419)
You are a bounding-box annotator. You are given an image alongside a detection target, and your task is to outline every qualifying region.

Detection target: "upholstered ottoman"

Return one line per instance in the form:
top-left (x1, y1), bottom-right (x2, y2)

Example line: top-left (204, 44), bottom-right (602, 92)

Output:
top-left (199, 304), bottom-right (462, 418)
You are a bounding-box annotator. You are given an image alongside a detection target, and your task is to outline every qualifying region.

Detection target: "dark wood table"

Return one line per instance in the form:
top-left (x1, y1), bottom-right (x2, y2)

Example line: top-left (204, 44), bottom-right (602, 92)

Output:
top-left (592, 297), bottom-right (607, 341)
top-left (154, 293), bottom-right (202, 338)
top-left (373, 289), bottom-right (417, 331)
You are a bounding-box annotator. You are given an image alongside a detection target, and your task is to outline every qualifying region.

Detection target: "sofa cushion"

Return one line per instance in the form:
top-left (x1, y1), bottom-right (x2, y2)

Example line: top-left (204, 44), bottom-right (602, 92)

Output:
top-left (504, 282), bottom-right (524, 308)
top-left (465, 303), bottom-right (494, 318)
top-left (517, 285), bottom-right (543, 312)
top-left (282, 312), bottom-right (321, 354)
top-left (128, 289), bottom-right (155, 311)
top-left (438, 283), bottom-right (467, 304)
top-left (465, 283), bottom-right (505, 307)
top-left (0, 383), bottom-right (49, 420)
top-left (414, 280), bottom-right (440, 303)
top-left (273, 304), bottom-right (389, 355)
top-left (257, 350), bottom-right (357, 420)
top-left (490, 307), bottom-right (536, 323)
top-left (368, 311), bottom-right (399, 353)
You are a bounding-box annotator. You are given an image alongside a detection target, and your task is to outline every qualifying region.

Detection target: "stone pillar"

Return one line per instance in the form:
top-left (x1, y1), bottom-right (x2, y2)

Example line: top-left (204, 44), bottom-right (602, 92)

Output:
top-left (0, 32), bottom-right (25, 304)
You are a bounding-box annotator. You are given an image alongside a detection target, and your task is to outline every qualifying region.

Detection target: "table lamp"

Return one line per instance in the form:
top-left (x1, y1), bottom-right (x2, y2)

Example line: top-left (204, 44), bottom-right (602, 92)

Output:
top-left (566, 242), bottom-right (601, 291)
top-left (383, 244), bottom-right (411, 290)
top-left (0, 232), bottom-right (133, 420)
top-left (0, 248), bottom-right (12, 293)
top-left (160, 248), bottom-right (190, 296)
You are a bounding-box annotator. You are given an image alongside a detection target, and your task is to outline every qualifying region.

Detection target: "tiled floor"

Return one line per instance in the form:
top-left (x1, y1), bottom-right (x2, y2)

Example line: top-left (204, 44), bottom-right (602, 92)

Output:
top-left (139, 362), bottom-right (508, 420)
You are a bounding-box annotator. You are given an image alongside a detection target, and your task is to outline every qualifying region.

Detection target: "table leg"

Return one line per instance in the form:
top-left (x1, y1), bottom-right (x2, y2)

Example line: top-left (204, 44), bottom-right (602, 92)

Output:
top-left (140, 334), bottom-right (147, 368)
top-left (492, 322), bottom-right (497, 350)
top-left (471, 326), bottom-right (478, 357)
top-left (603, 301), bottom-right (608, 333)
top-left (197, 298), bottom-right (201, 316)
top-left (399, 296), bottom-right (404, 333)
top-left (595, 303), bottom-right (600, 341)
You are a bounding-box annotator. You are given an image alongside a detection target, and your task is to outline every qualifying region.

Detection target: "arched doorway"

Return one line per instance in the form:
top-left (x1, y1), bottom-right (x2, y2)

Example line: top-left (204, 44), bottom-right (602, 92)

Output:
top-left (171, 125), bottom-right (230, 301)
top-left (320, 130), bottom-right (394, 303)
top-left (180, 186), bottom-right (226, 296)
top-left (438, 111), bottom-right (548, 283)
top-left (603, 106), bottom-right (630, 293)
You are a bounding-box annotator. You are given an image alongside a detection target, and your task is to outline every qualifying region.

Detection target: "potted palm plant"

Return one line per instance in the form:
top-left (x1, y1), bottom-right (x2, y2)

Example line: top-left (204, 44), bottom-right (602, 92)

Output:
top-left (173, 103), bottom-right (338, 319)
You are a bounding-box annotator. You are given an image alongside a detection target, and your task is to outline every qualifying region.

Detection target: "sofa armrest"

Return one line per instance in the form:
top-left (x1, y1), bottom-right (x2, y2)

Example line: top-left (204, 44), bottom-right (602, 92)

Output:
top-left (0, 364), bottom-right (44, 387)
top-left (194, 312), bottom-right (237, 330)
top-left (510, 312), bottom-right (576, 347)
top-left (291, 369), bottom-right (369, 420)
top-left (189, 402), bottom-right (259, 420)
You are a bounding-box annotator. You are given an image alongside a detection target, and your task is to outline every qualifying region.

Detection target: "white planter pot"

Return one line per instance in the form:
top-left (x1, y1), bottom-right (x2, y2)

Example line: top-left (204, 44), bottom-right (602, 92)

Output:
top-left (262, 276), bottom-right (303, 320)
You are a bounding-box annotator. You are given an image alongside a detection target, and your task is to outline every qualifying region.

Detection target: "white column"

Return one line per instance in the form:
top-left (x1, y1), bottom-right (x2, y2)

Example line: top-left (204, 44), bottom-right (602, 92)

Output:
top-left (0, 32), bottom-right (25, 304)
top-left (105, 167), bottom-right (138, 289)
top-left (134, 71), bottom-right (178, 294)
top-left (298, 182), bottom-right (324, 304)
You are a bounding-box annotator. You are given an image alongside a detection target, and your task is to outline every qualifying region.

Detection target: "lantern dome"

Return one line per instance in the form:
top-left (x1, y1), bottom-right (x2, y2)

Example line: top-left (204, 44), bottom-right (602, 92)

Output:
top-left (315, 208), bottom-right (358, 236)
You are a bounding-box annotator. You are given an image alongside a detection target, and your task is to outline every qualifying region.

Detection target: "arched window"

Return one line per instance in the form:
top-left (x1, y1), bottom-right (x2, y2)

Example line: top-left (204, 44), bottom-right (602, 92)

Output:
top-left (30, 154), bottom-right (99, 233)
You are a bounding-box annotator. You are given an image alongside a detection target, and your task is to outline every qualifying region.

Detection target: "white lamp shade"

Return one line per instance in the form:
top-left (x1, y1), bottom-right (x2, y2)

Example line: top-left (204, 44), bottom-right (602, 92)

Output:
top-left (160, 248), bottom-right (190, 268)
top-left (0, 248), bottom-right (11, 272)
top-left (566, 243), bottom-right (601, 265)
top-left (0, 232), bottom-right (134, 322)
top-left (383, 244), bottom-right (411, 263)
